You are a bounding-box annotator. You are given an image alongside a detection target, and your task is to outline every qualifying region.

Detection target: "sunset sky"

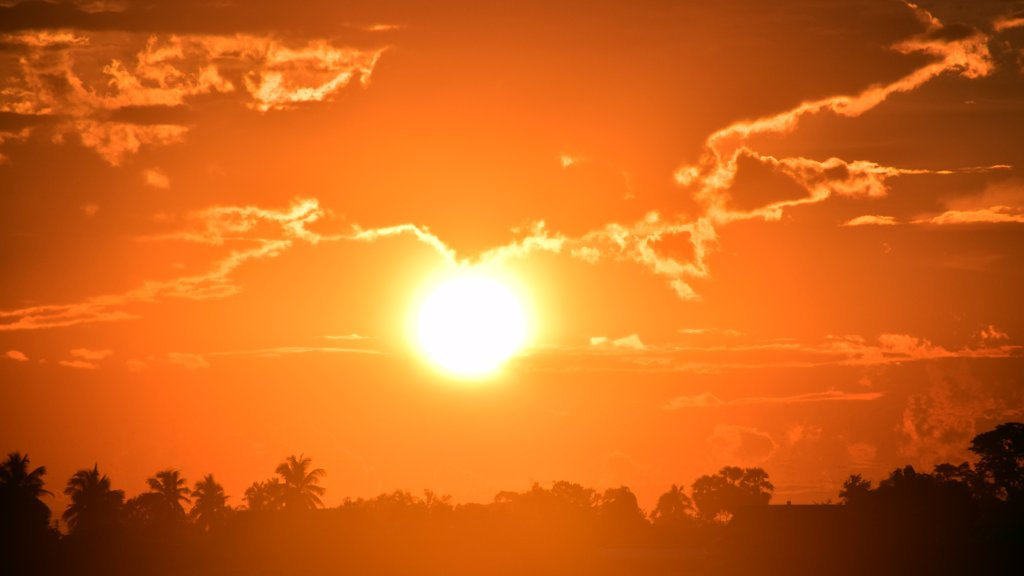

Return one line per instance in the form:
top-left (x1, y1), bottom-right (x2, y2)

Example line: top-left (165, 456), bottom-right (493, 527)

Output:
top-left (2, 0), bottom-right (1024, 513)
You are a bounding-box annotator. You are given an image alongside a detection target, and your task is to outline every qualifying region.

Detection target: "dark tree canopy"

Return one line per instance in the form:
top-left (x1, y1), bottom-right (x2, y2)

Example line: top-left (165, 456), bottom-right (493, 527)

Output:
top-left (62, 464), bottom-right (125, 535)
top-left (691, 466), bottom-right (773, 521)
top-left (274, 454), bottom-right (325, 510)
top-left (970, 422), bottom-right (1024, 502)
top-left (190, 474), bottom-right (231, 531)
top-left (649, 484), bottom-right (695, 527)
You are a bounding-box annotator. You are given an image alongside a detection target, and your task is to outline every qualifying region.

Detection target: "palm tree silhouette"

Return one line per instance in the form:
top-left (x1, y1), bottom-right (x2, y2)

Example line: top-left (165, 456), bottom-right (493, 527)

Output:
top-left (62, 464), bottom-right (125, 534)
top-left (0, 452), bottom-right (51, 500)
top-left (650, 484), bottom-right (695, 527)
top-left (146, 469), bottom-right (191, 515)
top-left (1, 453), bottom-right (55, 573)
top-left (275, 454), bottom-right (325, 510)
top-left (190, 474), bottom-right (230, 531)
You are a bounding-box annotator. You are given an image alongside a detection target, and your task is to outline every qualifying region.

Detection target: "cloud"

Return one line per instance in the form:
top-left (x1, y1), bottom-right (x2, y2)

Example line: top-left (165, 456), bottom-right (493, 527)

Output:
top-left (0, 30), bottom-right (90, 49)
top-left (59, 359), bottom-right (98, 369)
top-left (4, 349), bottom-right (28, 361)
top-left (167, 352), bottom-right (209, 370)
top-left (70, 0), bottom-right (130, 13)
top-left (529, 3), bottom-right (1010, 304)
top-left (897, 364), bottom-right (1024, 465)
top-left (664, 392), bottom-right (723, 409)
top-left (559, 154), bottom-right (581, 168)
top-left (537, 331), bottom-right (1020, 375)
top-left (68, 121), bottom-right (188, 166)
top-left (678, 328), bottom-right (742, 337)
top-left (665, 389), bottom-right (883, 410)
top-left (917, 206), bottom-right (1024, 225)
top-left (647, 3), bottom-right (1005, 299)
top-left (3, 3), bottom-right (1007, 331)
top-left (611, 334), bottom-right (645, 350)
top-left (708, 424), bottom-right (777, 465)
top-left (143, 167), bottom-right (170, 189)
top-left (0, 127), bottom-right (31, 164)
top-left (69, 348), bottom-right (112, 360)
top-left (0, 30), bottom-right (386, 163)
top-left (846, 442), bottom-right (878, 470)
top-left (207, 346), bottom-right (381, 358)
top-left (843, 214), bottom-right (899, 227)
top-left (590, 334), bottom-right (646, 351)
top-left (80, 203), bottom-right (99, 217)
top-left (980, 325), bottom-right (1009, 341)
top-left (993, 15), bottom-right (1024, 32)
top-left (0, 198), bottom-right (317, 331)
top-left (324, 334), bottom-right (370, 341)
top-left (345, 223), bottom-right (457, 265)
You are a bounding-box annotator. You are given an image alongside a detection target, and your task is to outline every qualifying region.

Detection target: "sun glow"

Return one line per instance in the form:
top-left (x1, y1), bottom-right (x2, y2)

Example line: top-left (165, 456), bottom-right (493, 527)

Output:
top-left (414, 271), bottom-right (529, 378)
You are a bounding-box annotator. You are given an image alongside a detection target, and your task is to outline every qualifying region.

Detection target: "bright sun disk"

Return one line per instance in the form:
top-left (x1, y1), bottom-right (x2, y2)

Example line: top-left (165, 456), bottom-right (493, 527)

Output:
top-left (414, 272), bottom-right (528, 378)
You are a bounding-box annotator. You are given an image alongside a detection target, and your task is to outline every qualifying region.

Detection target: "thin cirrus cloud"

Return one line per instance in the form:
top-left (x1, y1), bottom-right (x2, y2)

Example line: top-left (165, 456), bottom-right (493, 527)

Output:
top-left (665, 389), bottom-right (885, 411)
top-left (589, 334), bottom-right (646, 351)
top-left (0, 28), bottom-right (387, 164)
top-left (917, 206), bottom-right (1024, 225)
top-left (535, 332), bottom-right (1021, 375)
top-left (69, 347), bottom-right (113, 360)
top-left (166, 352), bottom-right (209, 370)
top-left (842, 215), bottom-right (900, 227)
top-left (58, 359), bottom-right (99, 370)
top-left (58, 347), bottom-right (113, 370)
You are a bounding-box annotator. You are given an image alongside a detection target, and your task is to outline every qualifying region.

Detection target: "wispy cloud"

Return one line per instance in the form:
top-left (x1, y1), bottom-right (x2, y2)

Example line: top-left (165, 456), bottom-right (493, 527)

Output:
top-left (708, 424), bottom-right (777, 465)
top-left (843, 214), bottom-right (899, 227)
top-left (0, 197), bottom-right (316, 331)
top-left (917, 206), bottom-right (1024, 225)
top-left (207, 346), bottom-right (382, 358)
top-left (143, 167), bottom-right (171, 189)
top-left (3, 6), bottom-right (1019, 334)
top-left (4, 349), bottom-right (28, 362)
top-left (167, 352), bottom-right (209, 370)
top-left (665, 389), bottom-right (884, 410)
top-left (531, 332), bottom-right (1021, 374)
top-left (59, 359), bottom-right (98, 370)
top-left (590, 334), bottom-right (646, 351)
top-left (979, 325), bottom-right (1010, 342)
top-left (69, 348), bottom-right (112, 360)
top-left (994, 15), bottom-right (1024, 32)
top-left (0, 30), bottom-right (386, 163)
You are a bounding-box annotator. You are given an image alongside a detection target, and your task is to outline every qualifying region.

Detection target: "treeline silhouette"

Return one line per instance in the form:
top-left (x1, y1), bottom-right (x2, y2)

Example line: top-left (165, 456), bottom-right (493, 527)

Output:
top-left (2, 423), bottom-right (1021, 576)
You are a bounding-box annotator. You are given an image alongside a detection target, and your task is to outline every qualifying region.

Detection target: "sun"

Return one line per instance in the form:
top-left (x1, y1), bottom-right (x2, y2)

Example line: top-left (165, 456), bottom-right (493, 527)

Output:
top-left (413, 270), bottom-right (529, 378)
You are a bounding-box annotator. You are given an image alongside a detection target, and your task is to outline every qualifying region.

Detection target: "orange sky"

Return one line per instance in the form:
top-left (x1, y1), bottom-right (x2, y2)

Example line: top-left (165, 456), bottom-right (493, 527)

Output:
top-left (2, 0), bottom-right (1023, 513)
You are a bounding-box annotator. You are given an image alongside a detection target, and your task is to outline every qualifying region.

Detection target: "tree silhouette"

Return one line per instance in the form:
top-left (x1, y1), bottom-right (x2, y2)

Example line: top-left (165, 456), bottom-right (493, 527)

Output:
top-left (243, 478), bottom-right (283, 511)
top-left (650, 484), bottom-right (695, 527)
top-left (62, 464), bottom-right (125, 535)
top-left (0, 452), bottom-right (51, 501)
top-left (838, 473), bottom-right (872, 506)
top-left (190, 474), bottom-right (231, 531)
top-left (691, 466), bottom-right (773, 522)
top-left (128, 469), bottom-right (191, 530)
top-left (275, 455), bottom-right (325, 510)
top-left (597, 486), bottom-right (648, 544)
top-left (1, 452), bottom-right (55, 572)
top-left (146, 469), bottom-right (191, 515)
top-left (970, 422), bottom-right (1024, 503)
